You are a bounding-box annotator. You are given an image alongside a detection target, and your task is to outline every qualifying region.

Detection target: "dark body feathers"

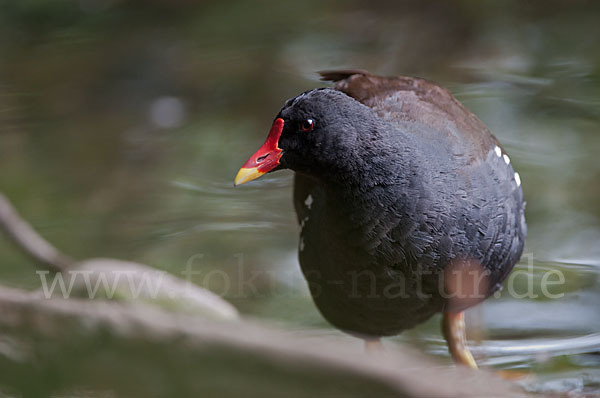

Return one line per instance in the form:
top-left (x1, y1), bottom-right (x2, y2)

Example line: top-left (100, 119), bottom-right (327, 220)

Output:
top-left (291, 71), bottom-right (526, 337)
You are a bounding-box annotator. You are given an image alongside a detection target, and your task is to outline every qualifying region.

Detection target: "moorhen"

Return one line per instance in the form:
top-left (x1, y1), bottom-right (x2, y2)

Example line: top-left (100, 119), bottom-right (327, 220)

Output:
top-left (234, 70), bottom-right (526, 368)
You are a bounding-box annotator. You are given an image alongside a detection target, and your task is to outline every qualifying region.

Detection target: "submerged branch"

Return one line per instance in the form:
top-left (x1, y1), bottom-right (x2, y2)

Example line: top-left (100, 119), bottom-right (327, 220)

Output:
top-left (0, 193), bottom-right (72, 272)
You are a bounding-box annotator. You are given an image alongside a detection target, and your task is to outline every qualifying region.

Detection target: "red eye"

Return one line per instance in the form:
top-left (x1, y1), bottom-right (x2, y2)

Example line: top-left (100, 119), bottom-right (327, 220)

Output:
top-left (300, 118), bottom-right (315, 132)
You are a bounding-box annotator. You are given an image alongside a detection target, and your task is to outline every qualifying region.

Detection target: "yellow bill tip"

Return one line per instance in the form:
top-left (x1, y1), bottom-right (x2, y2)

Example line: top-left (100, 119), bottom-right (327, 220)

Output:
top-left (234, 167), bottom-right (265, 186)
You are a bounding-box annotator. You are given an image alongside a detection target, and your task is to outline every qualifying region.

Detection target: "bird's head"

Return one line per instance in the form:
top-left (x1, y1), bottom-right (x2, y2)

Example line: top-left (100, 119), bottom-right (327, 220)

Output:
top-left (234, 88), bottom-right (378, 186)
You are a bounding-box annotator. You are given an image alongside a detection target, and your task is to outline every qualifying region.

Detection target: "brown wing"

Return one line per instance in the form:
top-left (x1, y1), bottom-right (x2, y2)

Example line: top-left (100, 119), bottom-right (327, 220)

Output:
top-left (319, 70), bottom-right (500, 162)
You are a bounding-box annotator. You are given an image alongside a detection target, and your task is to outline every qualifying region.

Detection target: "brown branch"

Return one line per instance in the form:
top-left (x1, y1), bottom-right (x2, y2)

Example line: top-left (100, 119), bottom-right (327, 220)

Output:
top-left (0, 285), bottom-right (522, 398)
top-left (0, 193), bottom-right (72, 272)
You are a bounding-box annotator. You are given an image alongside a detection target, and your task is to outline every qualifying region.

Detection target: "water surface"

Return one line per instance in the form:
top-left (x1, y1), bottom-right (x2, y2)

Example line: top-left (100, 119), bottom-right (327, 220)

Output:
top-left (1, 1), bottom-right (599, 395)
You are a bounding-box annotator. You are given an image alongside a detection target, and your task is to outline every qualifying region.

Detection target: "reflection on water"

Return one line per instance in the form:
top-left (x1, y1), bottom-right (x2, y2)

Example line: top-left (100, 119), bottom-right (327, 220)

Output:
top-left (1, 1), bottom-right (600, 396)
top-left (475, 333), bottom-right (600, 360)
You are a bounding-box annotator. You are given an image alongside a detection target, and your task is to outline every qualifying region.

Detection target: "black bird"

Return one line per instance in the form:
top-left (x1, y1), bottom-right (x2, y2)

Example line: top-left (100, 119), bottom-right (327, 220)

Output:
top-left (234, 70), bottom-right (526, 368)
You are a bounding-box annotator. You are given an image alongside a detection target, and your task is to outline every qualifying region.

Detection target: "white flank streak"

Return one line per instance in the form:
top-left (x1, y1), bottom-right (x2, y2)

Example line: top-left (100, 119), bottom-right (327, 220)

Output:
top-left (304, 194), bottom-right (313, 209)
top-left (503, 154), bottom-right (510, 165)
top-left (494, 146), bottom-right (502, 157)
top-left (300, 216), bottom-right (309, 229)
top-left (514, 172), bottom-right (521, 186)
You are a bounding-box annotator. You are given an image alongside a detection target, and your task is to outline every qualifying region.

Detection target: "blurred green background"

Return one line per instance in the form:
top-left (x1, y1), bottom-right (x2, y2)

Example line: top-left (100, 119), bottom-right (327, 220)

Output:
top-left (1, 0), bottom-right (599, 395)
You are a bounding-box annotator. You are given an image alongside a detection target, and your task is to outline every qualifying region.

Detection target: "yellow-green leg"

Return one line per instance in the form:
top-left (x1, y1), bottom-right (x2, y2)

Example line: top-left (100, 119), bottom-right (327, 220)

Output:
top-left (441, 311), bottom-right (478, 369)
top-left (364, 338), bottom-right (384, 354)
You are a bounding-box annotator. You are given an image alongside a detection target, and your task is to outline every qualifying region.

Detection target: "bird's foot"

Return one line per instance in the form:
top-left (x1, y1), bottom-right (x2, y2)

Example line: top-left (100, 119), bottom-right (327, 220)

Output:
top-left (495, 369), bottom-right (533, 380)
